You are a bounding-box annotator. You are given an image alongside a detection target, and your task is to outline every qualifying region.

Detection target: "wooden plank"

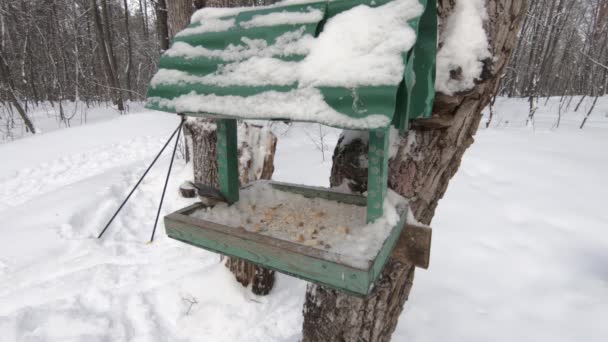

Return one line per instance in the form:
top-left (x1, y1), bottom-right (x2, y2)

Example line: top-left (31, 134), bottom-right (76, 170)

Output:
top-left (216, 119), bottom-right (239, 203)
top-left (270, 181), bottom-right (367, 206)
top-left (163, 181), bottom-right (410, 295)
top-left (401, 224), bottom-right (433, 269)
top-left (166, 203), bottom-right (371, 268)
top-left (165, 214), bottom-right (372, 295)
top-left (366, 128), bottom-right (390, 222)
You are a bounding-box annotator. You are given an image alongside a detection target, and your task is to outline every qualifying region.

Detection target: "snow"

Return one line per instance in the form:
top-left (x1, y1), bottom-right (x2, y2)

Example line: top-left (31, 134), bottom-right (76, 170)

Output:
top-left (1, 95), bottom-right (607, 341)
top-left (0, 101), bottom-right (143, 143)
top-left (298, 0), bottom-right (422, 88)
top-left (239, 8), bottom-right (325, 29)
top-left (148, 88), bottom-right (391, 129)
top-left (435, 0), bottom-right (491, 95)
top-left (190, 181), bottom-right (405, 268)
top-left (176, 18), bottom-right (236, 37)
top-left (189, 0), bottom-right (328, 24)
top-left (154, 0), bottom-right (424, 128)
top-left (163, 29), bottom-right (313, 61)
top-left (165, 0), bottom-right (421, 88)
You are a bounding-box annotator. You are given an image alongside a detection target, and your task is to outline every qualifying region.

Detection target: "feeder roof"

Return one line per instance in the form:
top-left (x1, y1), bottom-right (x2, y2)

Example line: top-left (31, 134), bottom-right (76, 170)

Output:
top-left (145, 0), bottom-right (426, 130)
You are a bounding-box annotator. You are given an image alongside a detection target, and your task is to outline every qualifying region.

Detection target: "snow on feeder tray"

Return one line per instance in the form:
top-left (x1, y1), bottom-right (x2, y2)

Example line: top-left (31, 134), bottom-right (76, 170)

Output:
top-left (146, 0), bottom-right (437, 295)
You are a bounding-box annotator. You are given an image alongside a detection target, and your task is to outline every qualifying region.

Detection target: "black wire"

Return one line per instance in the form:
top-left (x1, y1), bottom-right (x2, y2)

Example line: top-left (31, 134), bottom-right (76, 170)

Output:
top-left (97, 119), bottom-right (185, 239)
top-left (149, 116), bottom-right (185, 243)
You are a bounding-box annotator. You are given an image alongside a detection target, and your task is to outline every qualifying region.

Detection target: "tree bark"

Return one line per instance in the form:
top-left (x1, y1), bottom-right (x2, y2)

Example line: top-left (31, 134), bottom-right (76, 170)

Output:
top-left (167, 0), bottom-right (195, 39)
top-left (184, 120), bottom-right (277, 295)
top-left (225, 123), bottom-right (277, 295)
top-left (165, 1), bottom-right (277, 295)
top-left (90, 0), bottom-right (124, 111)
top-left (302, 1), bottom-right (527, 341)
top-left (122, 0), bottom-right (133, 100)
top-left (154, 0), bottom-right (170, 51)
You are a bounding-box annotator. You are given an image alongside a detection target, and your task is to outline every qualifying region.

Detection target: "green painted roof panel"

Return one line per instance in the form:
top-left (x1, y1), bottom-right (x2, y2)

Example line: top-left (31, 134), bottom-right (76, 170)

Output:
top-left (146, 0), bottom-right (436, 130)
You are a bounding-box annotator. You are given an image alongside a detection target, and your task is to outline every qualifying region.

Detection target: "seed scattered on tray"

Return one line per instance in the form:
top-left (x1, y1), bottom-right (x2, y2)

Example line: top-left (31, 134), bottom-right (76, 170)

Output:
top-left (190, 181), bottom-right (405, 268)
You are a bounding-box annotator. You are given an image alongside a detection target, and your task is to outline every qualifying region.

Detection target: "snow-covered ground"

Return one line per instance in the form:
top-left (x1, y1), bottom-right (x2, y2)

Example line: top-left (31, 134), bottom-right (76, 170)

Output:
top-left (0, 96), bottom-right (607, 341)
top-left (0, 101), bottom-right (144, 143)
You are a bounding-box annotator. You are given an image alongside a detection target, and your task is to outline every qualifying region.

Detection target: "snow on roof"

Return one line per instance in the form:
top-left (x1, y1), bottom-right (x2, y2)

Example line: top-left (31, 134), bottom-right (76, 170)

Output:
top-left (146, 0), bottom-right (425, 130)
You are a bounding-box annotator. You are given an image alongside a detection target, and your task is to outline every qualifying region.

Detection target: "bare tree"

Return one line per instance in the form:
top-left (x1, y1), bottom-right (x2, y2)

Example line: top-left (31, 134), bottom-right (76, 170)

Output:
top-left (305, 124), bottom-right (331, 161)
top-left (0, 52), bottom-right (36, 133)
top-left (91, 0), bottom-right (124, 111)
top-left (504, 0), bottom-right (608, 98)
top-left (580, 95), bottom-right (600, 129)
top-left (122, 0), bottom-right (133, 100)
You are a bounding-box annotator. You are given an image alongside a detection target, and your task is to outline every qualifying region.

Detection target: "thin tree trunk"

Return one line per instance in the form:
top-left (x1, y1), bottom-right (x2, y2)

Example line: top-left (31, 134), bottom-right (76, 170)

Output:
top-left (301, 1), bottom-right (527, 341)
top-left (90, 0), bottom-right (124, 111)
top-left (580, 95), bottom-right (599, 129)
top-left (574, 95), bottom-right (586, 112)
top-left (486, 93), bottom-right (498, 128)
top-left (526, 95), bottom-right (537, 129)
top-left (139, 0), bottom-right (149, 39)
top-left (0, 51), bottom-right (36, 133)
top-left (123, 0), bottom-right (133, 100)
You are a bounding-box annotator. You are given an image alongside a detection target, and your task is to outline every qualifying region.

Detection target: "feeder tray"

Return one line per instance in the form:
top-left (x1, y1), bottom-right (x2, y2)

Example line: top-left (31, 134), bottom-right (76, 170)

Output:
top-left (164, 181), bottom-right (408, 296)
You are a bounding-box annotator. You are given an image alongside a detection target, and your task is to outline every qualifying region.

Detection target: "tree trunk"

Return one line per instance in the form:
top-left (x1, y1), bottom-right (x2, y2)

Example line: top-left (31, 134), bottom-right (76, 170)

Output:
top-left (579, 95), bottom-right (599, 129)
top-left (302, 1), bottom-right (527, 341)
top-left (122, 0), bottom-right (133, 100)
top-left (154, 0), bottom-right (170, 51)
top-left (184, 120), bottom-right (278, 295)
top-left (166, 1), bottom-right (277, 295)
top-left (0, 51), bottom-right (36, 133)
top-left (167, 0), bottom-right (195, 38)
top-left (90, 0), bottom-right (124, 111)
top-left (139, 0), bottom-right (149, 39)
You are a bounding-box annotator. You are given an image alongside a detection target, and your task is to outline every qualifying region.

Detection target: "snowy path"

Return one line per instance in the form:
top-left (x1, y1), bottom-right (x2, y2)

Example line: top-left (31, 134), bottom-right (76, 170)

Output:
top-left (1, 99), bottom-right (607, 341)
top-left (0, 113), bottom-right (310, 341)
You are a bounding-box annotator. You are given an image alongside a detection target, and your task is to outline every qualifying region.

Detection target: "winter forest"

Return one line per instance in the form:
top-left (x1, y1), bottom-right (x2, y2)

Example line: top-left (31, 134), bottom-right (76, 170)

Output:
top-left (0, 0), bottom-right (607, 341)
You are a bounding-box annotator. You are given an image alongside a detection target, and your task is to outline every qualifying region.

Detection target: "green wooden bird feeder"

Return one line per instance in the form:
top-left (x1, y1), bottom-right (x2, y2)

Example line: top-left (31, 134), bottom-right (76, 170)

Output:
top-left (146, 0), bottom-right (437, 296)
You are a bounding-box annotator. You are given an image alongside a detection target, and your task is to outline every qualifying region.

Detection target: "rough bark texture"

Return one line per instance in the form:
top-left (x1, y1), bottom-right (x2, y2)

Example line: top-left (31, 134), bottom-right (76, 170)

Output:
top-left (154, 0), bottom-right (170, 51)
top-left (184, 120), bottom-right (278, 295)
top-left (167, 0), bottom-right (195, 39)
top-left (302, 1), bottom-right (527, 341)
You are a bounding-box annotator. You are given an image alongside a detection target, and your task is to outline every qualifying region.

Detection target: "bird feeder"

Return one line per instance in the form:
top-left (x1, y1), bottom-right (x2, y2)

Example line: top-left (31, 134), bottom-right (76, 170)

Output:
top-left (146, 0), bottom-right (437, 295)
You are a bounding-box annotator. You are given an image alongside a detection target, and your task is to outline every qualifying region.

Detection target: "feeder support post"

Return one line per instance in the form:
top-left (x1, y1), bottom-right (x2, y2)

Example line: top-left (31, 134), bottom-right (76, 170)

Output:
top-left (217, 118), bottom-right (239, 204)
top-left (366, 128), bottom-right (390, 223)
top-left (406, 0), bottom-right (437, 123)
